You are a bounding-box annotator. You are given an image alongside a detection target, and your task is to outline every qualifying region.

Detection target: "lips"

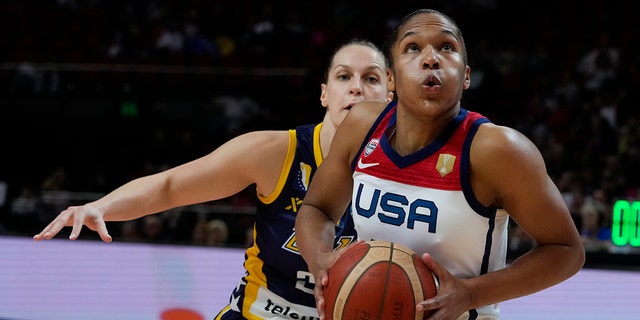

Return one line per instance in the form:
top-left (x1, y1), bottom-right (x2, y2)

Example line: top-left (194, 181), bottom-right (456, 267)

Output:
top-left (345, 100), bottom-right (362, 110)
top-left (423, 74), bottom-right (441, 87)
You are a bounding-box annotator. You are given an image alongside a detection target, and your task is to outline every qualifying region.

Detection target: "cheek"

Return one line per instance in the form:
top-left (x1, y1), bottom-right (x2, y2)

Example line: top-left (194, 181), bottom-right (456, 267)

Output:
top-left (394, 69), bottom-right (413, 85)
top-left (324, 92), bottom-right (341, 109)
top-left (365, 86), bottom-right (391, 101)
top-left (396, 73), bottom-right (416, 93)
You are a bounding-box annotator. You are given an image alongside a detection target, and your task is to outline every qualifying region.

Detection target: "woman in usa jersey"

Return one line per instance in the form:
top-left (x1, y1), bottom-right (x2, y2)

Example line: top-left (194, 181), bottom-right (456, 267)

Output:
top-left (295, 9), bottom-right (585, 320)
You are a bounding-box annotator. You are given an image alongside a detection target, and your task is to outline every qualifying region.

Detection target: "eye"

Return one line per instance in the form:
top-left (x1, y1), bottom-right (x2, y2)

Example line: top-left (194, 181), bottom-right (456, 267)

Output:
top-left (365, 75), bottom-right (380, 84)
top-left (336, 73), bottom-right (351, 81)
top-left (441, 43), bottom-right (454, 52)
top-left (406, 44), bottom-right (421, 53)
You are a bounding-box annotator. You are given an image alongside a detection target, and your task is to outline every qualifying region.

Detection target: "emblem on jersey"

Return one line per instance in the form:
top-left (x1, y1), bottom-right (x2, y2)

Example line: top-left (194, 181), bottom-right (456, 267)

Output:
top-left (285, 196), bottom-right (303, 212)
top-left (357, 158), bottom-right (379, 169)
top-left (436, 153), bottom-right (456, 177)
top-left (283, 232), bottom-right (354, 254)
top-left (364, 138), bottom-right (380, 156)
top-left (283, 232), bottom-right (299, 254)
top-left (294, 162), bottom-right (312, 191)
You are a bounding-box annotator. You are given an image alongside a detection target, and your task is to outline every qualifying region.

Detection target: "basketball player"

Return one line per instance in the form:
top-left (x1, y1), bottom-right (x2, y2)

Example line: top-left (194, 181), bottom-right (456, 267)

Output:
top-left (33, 39), bottom-right (394, 320)
top-left (294, 9), bottom-right (585, 320)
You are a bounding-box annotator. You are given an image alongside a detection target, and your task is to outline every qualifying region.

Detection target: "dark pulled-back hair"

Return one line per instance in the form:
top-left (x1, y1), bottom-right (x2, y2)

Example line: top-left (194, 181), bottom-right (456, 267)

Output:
top-left (383, 9), bottom-right (468, 68)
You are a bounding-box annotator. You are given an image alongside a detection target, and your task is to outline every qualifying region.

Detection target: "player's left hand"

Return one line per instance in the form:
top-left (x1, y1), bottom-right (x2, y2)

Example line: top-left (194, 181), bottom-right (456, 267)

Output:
top-left (417, 253), bottom-right (473, 320)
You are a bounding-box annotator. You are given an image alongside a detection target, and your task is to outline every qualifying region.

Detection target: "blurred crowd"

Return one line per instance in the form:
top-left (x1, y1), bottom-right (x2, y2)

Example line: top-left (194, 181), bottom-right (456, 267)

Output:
top-left (1, 1), bottom-right (639, 257)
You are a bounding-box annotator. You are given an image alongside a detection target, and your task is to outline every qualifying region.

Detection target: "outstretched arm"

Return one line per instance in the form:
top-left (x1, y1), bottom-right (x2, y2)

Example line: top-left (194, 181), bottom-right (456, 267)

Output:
top-left (34, 130), bottom-right (289, 242)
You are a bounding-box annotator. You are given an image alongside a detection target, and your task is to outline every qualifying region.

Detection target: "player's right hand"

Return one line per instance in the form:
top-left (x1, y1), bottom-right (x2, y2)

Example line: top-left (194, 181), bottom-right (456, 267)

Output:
top-left (33, 204), bottom-right (112, 242)
top-left (310, 250), bottom-right (333, 320)
top-left (312, 240), bottom-right (363, 320)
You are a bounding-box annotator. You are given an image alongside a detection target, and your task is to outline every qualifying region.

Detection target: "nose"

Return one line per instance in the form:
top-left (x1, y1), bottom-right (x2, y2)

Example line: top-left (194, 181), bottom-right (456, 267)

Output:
top-left (350, 78), bottom-right (363, 96)
top-left (421, 46), bottom-right (440, 69)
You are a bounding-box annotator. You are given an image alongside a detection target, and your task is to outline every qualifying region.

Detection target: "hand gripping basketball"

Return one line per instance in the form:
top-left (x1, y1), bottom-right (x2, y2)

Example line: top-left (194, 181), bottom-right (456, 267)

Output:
top-left (324, 240), bottom-right (437, 320)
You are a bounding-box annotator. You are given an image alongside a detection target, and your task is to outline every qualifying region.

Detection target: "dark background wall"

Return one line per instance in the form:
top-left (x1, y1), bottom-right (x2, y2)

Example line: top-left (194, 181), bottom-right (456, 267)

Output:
top-left (1, 0), bottom-right (638, 263)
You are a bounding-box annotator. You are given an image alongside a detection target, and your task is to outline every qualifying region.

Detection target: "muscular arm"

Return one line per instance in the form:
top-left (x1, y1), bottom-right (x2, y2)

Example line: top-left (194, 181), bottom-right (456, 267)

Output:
top-left (295, 101), bottom-right (386, 288)
top-left (463, 124), bottom-right (585, 308)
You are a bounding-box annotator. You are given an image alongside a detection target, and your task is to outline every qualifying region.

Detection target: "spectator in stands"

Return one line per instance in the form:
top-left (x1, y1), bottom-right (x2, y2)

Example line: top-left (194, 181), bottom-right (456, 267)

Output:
top-left (205, 219), bottom-right (229, 246)
top-left (579, 201), bottom-right (611, 252)
top-left (577, 33), bottom-right (621, 93)
top-left (8, 185), bottom-right (44, 235)
top-left (190, 216), bottom-right (209, 246)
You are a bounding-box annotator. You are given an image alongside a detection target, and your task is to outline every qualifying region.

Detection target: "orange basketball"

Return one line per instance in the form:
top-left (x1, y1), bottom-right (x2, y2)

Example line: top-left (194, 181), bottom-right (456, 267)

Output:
top-left (324, 240), bottom-right (437, 320)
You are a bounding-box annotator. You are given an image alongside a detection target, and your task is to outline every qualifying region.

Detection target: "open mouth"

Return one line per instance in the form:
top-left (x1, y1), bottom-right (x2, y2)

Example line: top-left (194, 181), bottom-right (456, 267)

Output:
top-left (424, 75), bottom-right (441, 87)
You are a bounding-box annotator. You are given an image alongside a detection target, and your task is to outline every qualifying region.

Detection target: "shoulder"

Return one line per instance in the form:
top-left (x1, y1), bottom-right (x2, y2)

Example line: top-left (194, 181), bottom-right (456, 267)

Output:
top-left (343, 100), bottom-right (389, 138)
top-left (471, 123), bottom-right (547, 207)
top-left (473, 123), bottom-right (542, 163)
top-left (226, 130), bottom-right (293, 193)
top-left (342, 100), bottom-right (388, 133)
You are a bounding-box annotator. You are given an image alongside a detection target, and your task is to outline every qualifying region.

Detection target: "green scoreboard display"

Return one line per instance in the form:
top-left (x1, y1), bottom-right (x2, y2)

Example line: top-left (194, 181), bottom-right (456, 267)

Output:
top-left (611, 200), bottom-right (640, 249)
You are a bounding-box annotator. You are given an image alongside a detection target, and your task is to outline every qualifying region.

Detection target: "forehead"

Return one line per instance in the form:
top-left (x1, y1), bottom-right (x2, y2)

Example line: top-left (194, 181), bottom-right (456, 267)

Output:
top-left (397, 13), bottom-right (458, 42)
top-left (331, 45), bottom-right (385, 70)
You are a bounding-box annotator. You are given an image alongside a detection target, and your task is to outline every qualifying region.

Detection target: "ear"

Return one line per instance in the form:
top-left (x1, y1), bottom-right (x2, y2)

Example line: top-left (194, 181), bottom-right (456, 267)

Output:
top-left (320, 83), bottom-right (329, 107)
top-left (463, 65), bottom-right (471, 90)
top-left (386, 70), bottom-right (395, 93)
top-left (386, 91), bottom-right (394, 102)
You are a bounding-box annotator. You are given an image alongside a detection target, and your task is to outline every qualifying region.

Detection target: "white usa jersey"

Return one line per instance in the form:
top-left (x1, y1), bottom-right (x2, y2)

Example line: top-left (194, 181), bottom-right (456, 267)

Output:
top-left (351, 102), bottom-right (509, 320)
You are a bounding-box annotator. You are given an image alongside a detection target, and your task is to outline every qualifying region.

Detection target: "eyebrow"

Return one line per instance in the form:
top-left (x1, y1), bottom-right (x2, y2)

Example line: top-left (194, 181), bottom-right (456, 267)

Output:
top-left (398, 30), bottom-right (417, 44)
top-left (332, 64), bottom-right (385, 73)
top-left (399, 28), bottom-right (458, 45)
